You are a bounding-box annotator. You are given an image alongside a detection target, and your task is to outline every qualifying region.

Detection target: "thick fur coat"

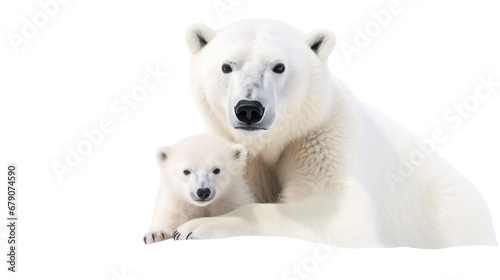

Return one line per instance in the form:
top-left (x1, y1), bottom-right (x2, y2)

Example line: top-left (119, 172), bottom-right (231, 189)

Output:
top-left (174, 19), bottom-right (496, 248)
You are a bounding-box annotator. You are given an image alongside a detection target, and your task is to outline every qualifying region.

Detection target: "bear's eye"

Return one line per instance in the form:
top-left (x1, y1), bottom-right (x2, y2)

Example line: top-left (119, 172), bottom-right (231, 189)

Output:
top-left (213, 168), bottom-right (220, 174)
top-left (222, 64), bottom-right (232, 74)
top-left (272, 63), bottom-right (285, 74)
top-left (183, 170), bottom-right (191, 175)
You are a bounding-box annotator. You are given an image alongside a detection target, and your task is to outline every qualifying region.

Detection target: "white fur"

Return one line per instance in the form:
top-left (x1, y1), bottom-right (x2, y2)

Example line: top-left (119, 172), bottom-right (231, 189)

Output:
top-left (144, 133), bottom-right (255, 244)
top-left (175, 19), bottom-right (497, 248)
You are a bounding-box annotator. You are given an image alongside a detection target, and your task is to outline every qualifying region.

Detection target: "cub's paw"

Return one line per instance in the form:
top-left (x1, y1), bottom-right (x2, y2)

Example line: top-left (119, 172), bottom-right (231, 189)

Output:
top-left (143, 230), bottom-right (170, 244)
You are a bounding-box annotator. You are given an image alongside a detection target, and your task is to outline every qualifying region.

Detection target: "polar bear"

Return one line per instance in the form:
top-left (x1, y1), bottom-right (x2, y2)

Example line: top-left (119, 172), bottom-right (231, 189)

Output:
top-left (173, 19), bottom-right (497, 248)
top-left (143, 133), bottom-right (255, 244)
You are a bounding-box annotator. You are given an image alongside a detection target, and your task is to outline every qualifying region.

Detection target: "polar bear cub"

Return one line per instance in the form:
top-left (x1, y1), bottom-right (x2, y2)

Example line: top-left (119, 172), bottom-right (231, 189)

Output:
top-left (144, 133), bottom-right (255, 244)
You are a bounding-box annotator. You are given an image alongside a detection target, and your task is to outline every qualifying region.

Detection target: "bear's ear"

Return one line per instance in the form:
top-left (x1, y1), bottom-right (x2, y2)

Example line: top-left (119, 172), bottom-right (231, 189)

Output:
top-left (305, 28), bottom-right (336, 61)
top-left (185, 23), bottom-right (216, 54)
top-left (156, 146), bottom-right (171, 167)
top-left (230, 143), bottom-right (248, 164)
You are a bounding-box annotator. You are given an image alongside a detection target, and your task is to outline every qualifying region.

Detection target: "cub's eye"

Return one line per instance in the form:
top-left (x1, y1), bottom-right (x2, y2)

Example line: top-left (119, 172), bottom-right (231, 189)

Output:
top-left (183, 170), bottom-right (191, 175)
top-left (272, 63), bottom-right (285, 74)
top-left (213, 168), bottom-right (220, 174)
top-left (222, 64), bottom-right (233, 74)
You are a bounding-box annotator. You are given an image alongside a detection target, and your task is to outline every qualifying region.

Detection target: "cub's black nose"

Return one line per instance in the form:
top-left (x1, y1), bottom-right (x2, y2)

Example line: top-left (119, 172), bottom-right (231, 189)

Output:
top-left (234, 100), bottom-right (264, 125)
top-left (196, 188), bottom-right (211, 200)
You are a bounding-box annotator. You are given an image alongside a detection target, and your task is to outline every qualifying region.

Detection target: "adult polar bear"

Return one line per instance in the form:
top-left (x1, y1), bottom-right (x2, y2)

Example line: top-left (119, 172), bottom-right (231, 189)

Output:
top-left (174, 19), bottom-right (497, 248)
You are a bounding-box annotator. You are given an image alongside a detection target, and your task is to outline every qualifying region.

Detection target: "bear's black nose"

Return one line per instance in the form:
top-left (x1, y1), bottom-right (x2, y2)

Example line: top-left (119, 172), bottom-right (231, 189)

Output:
top-left (196, 188), bottom-right (211, 200)
top-left (234, 100), bottom-right (265, 125)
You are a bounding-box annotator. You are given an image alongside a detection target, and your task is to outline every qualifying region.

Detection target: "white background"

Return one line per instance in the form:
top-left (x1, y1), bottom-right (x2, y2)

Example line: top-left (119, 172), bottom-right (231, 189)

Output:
top-left (0, 0), bottom-right (499, 279)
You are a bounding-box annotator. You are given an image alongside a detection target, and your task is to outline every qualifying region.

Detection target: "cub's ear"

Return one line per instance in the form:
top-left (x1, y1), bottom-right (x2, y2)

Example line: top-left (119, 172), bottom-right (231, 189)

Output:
top-left (185, 23), bottom-right (216, 54)
top-left (305, 28), bottom-right (336, 61)
top-left (230, 143), bottom-right (248, 164)
top-left (156, 146), bottom-right (171, 167)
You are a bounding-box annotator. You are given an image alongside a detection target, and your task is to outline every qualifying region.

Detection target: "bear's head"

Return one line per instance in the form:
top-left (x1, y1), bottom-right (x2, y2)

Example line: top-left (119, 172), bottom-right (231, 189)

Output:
top-left (156, 134), bottom-right (247, 207)
top-left (185, 19), bottom-right (336, 157)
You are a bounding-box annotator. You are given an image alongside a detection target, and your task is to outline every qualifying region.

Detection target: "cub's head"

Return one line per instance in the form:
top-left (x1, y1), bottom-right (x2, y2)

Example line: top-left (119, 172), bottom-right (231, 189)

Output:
top-left (185, 19), bottom-right (336, 141)
top-left (156, 134), bottom-right (247, 207)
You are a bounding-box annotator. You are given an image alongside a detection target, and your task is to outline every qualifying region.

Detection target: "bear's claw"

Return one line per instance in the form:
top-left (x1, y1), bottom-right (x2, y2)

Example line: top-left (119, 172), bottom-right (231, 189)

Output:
top-left (172, 230), bottom-right (180, 240)
top-left (143, 230), bottom-right (169, 244)
top-left (172, 229), bottom-right (193, 240)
